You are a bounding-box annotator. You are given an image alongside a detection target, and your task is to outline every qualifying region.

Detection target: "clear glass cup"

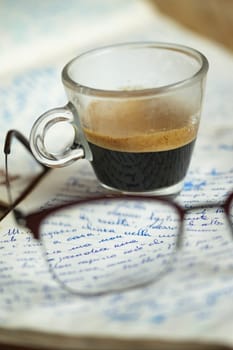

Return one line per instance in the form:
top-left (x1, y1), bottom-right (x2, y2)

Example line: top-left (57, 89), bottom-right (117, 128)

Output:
top-left (30, 42), bottom-right (209, 196)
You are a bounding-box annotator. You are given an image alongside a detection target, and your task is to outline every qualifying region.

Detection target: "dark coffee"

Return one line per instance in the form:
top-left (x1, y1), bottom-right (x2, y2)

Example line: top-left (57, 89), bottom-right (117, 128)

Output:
top-left (83, 100), bottom-right (198, 192)
top-left (86, 138), bottom-right (195, 192)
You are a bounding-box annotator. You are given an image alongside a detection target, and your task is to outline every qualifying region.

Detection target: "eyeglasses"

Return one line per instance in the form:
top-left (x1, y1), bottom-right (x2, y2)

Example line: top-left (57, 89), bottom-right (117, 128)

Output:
top-left (2, 129), bottom-right (233, 296)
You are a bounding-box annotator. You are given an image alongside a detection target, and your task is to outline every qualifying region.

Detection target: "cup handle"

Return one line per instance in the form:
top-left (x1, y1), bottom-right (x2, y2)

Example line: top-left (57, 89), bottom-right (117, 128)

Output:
top-left (30, 102), bottom-right (85, 168)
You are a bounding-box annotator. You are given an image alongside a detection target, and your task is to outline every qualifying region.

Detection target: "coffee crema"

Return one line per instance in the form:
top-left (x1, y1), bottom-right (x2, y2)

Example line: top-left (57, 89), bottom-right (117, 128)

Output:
top-left (84, 125), bottom-right (196, 153)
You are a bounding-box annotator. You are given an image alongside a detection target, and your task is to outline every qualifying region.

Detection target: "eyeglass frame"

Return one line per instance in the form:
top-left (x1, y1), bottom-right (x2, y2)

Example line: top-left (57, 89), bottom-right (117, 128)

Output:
top-left (2, 129), bottom-right (233, 295)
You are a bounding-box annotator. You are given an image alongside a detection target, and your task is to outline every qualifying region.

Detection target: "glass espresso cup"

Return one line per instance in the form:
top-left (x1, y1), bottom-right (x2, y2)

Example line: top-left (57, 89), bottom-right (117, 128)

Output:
top-left (30, 42), bottom-right (209, 196)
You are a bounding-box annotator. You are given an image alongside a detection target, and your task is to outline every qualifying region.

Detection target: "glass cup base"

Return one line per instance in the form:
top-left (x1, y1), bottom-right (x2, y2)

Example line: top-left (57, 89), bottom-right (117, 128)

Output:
top-left (100, 180), bottom-right (184, 198)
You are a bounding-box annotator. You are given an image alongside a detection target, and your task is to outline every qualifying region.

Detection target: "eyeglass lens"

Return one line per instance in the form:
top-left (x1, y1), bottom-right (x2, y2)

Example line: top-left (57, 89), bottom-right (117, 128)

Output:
top-left (39, 197), bottom-right (181, 295)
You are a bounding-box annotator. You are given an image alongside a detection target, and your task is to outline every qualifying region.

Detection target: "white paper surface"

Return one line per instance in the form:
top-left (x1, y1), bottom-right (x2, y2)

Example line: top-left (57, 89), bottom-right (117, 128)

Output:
top-left (0, 0), bottom-right (233, 347)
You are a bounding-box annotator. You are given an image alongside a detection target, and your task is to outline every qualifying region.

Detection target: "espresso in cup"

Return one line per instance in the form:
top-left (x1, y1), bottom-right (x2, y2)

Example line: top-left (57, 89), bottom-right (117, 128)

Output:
top-left (83, 99), bottom-right (198, 192)
top-left (29, 42), bottom-right (208, 196)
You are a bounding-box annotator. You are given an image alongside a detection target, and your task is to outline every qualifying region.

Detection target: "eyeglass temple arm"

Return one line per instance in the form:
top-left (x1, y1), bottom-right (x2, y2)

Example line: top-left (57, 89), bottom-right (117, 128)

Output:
top-left (4, 129), bottom-right (32, 155)
top-left (2, 129), bottom-right (51, 222)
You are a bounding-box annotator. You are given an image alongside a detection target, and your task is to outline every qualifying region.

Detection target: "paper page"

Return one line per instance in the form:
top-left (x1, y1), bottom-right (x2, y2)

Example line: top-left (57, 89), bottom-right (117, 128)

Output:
top-left (0, 1), bottom-right (233, 348)
top-left (0, 0), bottom-right (155, 77)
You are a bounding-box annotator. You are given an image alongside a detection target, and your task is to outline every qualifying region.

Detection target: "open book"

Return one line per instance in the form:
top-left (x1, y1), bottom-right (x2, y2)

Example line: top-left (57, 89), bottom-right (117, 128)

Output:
top-left (0, 1), bottom-right (233, 349)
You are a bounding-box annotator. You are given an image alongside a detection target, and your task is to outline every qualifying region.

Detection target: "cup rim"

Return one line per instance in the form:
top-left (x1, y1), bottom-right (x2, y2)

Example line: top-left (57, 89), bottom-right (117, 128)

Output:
top-left (62, 41), bottom-right (209, 98)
